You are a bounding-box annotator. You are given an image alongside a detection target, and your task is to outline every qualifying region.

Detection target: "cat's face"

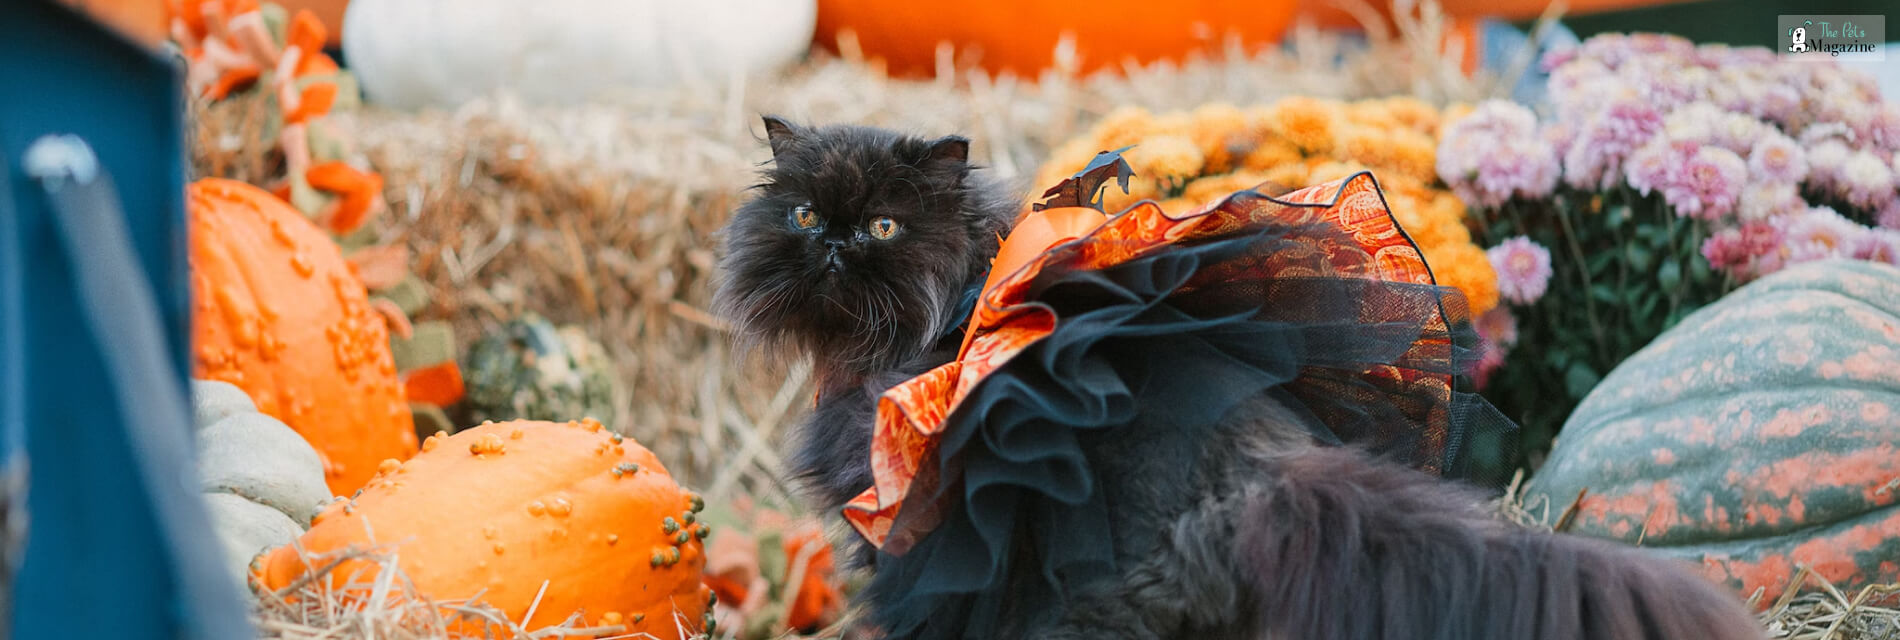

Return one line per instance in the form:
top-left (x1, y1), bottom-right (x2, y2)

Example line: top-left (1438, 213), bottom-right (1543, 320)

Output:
top-left (714, 117), bottom-right (1000, 375)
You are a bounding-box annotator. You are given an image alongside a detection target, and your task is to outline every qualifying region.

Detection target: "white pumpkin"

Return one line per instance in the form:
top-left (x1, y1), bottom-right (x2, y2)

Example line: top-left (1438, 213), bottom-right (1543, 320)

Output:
top-left (340, 0), bottom-right (818, 110)
top-left (192, 379), bottom-right (333, 593)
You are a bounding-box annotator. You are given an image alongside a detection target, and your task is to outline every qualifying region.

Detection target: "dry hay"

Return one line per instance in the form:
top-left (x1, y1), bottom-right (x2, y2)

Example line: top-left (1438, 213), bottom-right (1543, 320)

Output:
top-left (251, 544), bottom-right (704, 640)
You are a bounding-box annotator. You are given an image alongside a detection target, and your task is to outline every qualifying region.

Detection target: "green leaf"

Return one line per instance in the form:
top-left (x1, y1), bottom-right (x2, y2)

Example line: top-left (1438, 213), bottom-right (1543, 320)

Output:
top-left (1682, 225), bottom-right (1704, 255)
top-left (757, 530), bottom-right (789, 596)
top-left (1608, 204), bottom-right (1633, 225)
top-left (1624, 244), bottom-right (1653, 273)
top-left (390, 322), bottom-right (457, 372)
top-left (1587, 250), bottom-right (1619, 276)
top-left (1590, 284), bottom-right (1619, 304)
top-left (1689, 255), bottom-right (1713, 285)
top-left (1564, 361), bottom-right (1603, 399)
top-left (379, 275), bottom-right (431, 316)
top-left (1658, 259), bottom-right (1683, 290)
top-left (1635, 290), bottom-right (1662, 322)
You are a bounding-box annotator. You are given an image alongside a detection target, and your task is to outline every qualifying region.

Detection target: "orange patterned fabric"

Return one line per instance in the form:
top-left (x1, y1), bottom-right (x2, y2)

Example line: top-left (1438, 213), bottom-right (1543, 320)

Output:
top-left (843, 172), bottom-right (1451, 550)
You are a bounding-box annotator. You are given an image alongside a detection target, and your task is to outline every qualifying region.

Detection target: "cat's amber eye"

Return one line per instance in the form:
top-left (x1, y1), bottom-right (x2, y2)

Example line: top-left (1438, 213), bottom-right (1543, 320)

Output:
top-left (868, 216), bottom-right (900, 240)
top-left (791, 203), bottom-right (819, 230)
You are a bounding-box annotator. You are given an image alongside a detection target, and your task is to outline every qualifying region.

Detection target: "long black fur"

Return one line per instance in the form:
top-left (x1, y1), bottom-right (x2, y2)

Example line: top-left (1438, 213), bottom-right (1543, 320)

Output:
top-left (1034, 416), bottom-right (1766, 640)
top-left (712, 116), bottom-right (1021, 565)
top-left (714, 119), bottom-right (1765, 639)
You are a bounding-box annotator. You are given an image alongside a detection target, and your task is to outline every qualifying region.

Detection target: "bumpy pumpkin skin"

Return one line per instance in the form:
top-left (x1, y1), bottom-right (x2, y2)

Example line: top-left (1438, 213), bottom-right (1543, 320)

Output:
top-left (255, 419), bottom-right (713, 639)
top-left (188, 178), bottom-right (418, 496)
top-left (1526, 259), bottom-right (1900, 607)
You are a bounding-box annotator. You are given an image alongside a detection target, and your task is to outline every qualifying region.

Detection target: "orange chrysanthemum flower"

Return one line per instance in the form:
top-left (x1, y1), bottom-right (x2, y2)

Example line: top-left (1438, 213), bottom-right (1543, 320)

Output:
top-left (1188, 102), bottom-right (1250, 174)
top-left (1035, 138), bottom-right (1107, 193)
top-left (1124, 135), bottom-right (1205, 186)
top-left (1264, 96), bottom-right (1341, 155)
top-left (1261, 162), bottom-right (1312, 191)
top-left (1092, 105), bottom-right (1157, 150)
top-left (1181, 170), bottom-right (1275, 205)
top-left (1239, 137), bottom-right (1304, 173)
top-left (1422, 242), bottom-right (1500, 316)
top-left (1390, 195), bottom-right (1472, 250)
top-left (1380, 96), bottom-right (1441, 134)
top-left (1384, 129), bottom-right (1439, 183)
top-left (1305, 159), bottom-right (1372, 185)
top-left (1345, 101), bottom-right (1402, 133)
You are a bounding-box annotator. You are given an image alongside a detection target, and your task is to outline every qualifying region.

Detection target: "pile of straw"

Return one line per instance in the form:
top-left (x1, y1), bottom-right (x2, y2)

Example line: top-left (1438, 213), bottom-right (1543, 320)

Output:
top-left (251, 544), bottom-right (701, 640)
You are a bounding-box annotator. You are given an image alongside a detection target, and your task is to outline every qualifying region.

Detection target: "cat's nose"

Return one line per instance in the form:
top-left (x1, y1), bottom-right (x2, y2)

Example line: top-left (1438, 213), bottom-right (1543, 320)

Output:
top-left (824, 237), bottom-right (847, 249)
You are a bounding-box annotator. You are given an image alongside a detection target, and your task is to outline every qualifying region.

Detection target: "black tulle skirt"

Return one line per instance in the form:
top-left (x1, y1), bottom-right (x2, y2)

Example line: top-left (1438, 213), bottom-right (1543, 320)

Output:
top-left (843, 169), bottom-right (1519, 639)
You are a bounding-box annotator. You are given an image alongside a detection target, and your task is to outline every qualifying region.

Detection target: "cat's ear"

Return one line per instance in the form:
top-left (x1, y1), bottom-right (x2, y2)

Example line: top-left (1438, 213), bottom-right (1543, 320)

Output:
top-left (923, 135), bottom-right (971, 171)
top-left (762, 115), bottom-right (800, 157)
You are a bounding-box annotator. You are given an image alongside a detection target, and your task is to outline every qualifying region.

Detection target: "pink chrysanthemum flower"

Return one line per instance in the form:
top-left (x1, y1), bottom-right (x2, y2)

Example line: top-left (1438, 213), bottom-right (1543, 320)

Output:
top-left (1436, 101), bottom-right (1559, 207)
top-left (1776, 206), bottom-right (1868, 265)
top-left (1544, 121), bottom-right (1577, 154)
top-left (1579, 33), bottom-right (1635, 68)
top-left (1853, 229), bottom-right (1900, 265)
top-left (1805, 139), bottom-right (1853, 192)
top-left (1662, 102), bottom-right (1723, 146)
top-left (1563, 98), bottom-right (1664, 191)
top-left (1554, 73), bottom-right (1638, 126)
top-left (1459, 99), bottom-right (1541, 137)
top-left (1663, 147), bottom-right (1747, 220)
top-left (1880, 199), bottom-right (1900, 229)
top-left (1870, 104), bottom-right (1900, 152)
top-left (1702, 222), bottom-right (1788, 282)
top-left (1633, 32), bottom-right (1694, 54)
top-left (1624, 144), bottom-right (1672, 196)
top-left (1747, 133), bottom-right (1808, 184)
top-left (1711, 68), bottom-right (1770, 117)
top-left (1840, 150), bottom-right (1896, 211)
top-left (1454, 138), bottom-right (1561, 208)
top-left (1625, 137), bottom-right (1698, 196)
top-left (1472, 340), bottom-right (1508, 391)
top-left (1736, 182), bottom-right (1806, 223)
top-left (1546, 58), bottom-right (1609, 106)
top-left (1475, 307), bottom-right (1519, 347)
top-left (1486, 236), bottom-right (1554, 305)
top-left (1716, 114), bottom-right (1769, 154)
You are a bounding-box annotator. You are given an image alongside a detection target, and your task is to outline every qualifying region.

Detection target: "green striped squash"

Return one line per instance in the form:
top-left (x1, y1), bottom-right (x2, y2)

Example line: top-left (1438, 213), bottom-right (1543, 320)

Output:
top-left (1525, 258), bottom-right (1900, 607)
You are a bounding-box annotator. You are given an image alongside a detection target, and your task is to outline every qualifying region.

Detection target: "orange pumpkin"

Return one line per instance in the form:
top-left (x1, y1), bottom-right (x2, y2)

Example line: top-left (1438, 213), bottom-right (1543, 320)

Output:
top-left (812, 0), bottom-right (1299, 79)
top-left (782, 524), bottom-right (842, 632)
top-left (254, 419), bottom-right (715, 639)
top-left (188, 178), bottom-right (417, 496)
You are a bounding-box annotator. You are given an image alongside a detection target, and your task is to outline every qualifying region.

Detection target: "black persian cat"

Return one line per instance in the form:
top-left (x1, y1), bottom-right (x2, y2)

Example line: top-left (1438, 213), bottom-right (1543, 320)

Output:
top-left (713, 117), bottom-right (1763, 640)
top-left (713, 116), bottom-right (1020, 565)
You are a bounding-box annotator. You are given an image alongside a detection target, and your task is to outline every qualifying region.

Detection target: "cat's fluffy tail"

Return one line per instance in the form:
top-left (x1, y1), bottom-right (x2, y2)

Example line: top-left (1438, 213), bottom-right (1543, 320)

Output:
top-left (1235, 448), bottom-right (1764, 640)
